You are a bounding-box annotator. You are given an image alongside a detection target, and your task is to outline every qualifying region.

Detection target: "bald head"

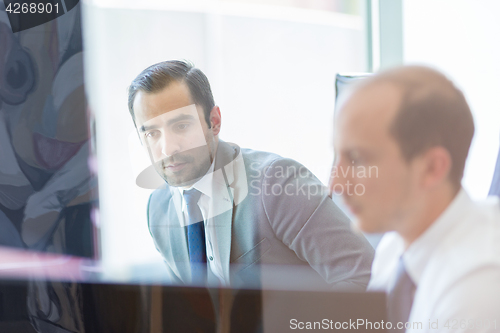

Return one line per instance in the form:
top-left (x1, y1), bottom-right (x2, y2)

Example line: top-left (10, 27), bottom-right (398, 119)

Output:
top-left (348, 66), bottom-right (474, 188)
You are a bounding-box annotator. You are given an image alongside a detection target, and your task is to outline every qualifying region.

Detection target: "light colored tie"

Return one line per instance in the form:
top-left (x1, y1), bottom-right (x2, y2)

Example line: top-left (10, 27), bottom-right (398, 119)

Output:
top-left (387, 257), bottom-right (416, 332)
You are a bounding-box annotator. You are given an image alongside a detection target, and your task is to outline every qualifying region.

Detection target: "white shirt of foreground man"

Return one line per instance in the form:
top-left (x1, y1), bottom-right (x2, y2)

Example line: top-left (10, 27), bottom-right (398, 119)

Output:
top-left (331, 65), bottom-right (500, 333)
top-left (369, 190), bottom-right (500, 333)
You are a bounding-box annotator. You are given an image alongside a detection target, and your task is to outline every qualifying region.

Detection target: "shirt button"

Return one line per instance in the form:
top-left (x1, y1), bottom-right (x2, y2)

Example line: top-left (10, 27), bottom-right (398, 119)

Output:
top-left (209, 256), bottom-right (214, 261)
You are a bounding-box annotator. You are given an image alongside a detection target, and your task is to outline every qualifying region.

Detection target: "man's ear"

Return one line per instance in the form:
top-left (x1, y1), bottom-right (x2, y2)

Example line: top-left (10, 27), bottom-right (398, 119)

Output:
top-left (420, 146), bottom-right (452, 189)
top-left (209, 106), bottom-right (221, 136)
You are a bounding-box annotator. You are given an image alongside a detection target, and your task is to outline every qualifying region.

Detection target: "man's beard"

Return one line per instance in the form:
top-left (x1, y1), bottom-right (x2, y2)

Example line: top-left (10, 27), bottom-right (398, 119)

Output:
top-left (153, 145), bottom-right (212, 188)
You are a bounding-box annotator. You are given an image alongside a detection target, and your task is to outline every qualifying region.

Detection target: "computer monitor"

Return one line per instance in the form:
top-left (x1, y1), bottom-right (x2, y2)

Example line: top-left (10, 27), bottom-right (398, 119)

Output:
top-left (0, 2), bottom-right (98, 285)
top-left (334, 73), bottom-right (372, 115)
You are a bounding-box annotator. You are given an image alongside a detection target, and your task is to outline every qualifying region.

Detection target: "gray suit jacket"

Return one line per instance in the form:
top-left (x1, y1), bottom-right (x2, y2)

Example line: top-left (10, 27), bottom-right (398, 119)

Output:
top-left (147, 141), bottom-right (374, 289)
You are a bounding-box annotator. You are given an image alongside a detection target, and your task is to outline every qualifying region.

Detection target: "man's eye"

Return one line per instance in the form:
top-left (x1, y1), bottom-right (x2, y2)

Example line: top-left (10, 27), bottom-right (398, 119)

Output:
top-left (351, 157), bottom-right (364, 165)
top-left (176, 123), bottom-right (190, 131)
top-left (348, 153), bottom-right (363, 165)
top-left (146, 131), bottom-right (159, 138)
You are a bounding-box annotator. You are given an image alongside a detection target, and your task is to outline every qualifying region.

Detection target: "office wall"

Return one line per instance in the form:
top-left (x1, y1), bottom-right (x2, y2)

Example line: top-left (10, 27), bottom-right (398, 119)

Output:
top-left (403, 0), bottom-right (500, 200)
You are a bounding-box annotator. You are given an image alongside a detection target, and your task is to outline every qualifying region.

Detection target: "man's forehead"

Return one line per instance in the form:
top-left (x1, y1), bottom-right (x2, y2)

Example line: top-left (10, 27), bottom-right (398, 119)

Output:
top-left (339, 82), bottom-right (402, 129)
top-left (335, 82), bottom-right (403, 152)
top-left (133, 82), bottom-right (194, 122)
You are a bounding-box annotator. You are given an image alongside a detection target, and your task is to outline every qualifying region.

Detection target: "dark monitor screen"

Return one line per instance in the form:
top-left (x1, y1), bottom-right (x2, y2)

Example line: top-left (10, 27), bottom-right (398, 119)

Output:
top-left (0, 277), bottom-right (387, 333)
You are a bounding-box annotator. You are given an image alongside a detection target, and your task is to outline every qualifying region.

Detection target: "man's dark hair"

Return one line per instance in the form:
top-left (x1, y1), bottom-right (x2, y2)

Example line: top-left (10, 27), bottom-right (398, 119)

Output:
top-left (364, 66), bottom-right (475, 189)
top-left (128, 60), bottom-right (215, 127)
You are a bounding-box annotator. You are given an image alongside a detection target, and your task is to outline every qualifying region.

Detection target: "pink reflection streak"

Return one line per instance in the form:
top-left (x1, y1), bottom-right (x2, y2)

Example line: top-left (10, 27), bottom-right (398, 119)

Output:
top-left (0, 246), bottom-right (98, 281)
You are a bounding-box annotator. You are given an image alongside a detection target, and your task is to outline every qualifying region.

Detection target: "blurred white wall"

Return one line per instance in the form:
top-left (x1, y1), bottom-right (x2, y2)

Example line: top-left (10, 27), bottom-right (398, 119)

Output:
top-left (403, 0), bottom-right (500, 200)
top-left (82, 0), bottom-right (367, 278)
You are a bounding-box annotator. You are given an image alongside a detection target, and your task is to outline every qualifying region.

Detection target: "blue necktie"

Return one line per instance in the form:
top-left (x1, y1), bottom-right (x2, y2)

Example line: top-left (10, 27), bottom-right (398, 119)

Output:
top-left (183, 188), bottom-right (207, 282)
top-left (387, 257), bottom-right (416, 332)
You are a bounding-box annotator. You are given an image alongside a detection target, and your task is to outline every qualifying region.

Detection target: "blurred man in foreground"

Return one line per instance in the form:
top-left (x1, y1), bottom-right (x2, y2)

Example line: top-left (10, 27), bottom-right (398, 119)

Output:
top-left (331, 66), bottom-right (500, 332)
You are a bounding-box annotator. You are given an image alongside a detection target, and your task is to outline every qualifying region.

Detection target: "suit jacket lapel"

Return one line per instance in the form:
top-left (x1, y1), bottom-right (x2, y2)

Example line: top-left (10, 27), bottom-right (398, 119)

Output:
top-left (167, 190), bottom-right (192, 282)
top-left (170, 187), bottom-right (185, 226)
top-left (212, 141), bottom-right (239, 282)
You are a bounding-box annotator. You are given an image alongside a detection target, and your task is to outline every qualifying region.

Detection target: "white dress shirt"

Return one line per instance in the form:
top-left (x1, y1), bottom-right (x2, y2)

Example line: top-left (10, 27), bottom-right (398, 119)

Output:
top-left (177, 162), bottom-right (232, 285)
top-left (369, 189), bottom-right (500, 333)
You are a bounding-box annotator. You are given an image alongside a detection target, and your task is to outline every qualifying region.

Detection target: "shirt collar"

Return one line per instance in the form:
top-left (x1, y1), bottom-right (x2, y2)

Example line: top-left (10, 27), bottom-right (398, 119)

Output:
top-left (178, 161), bottom-right (215, 211)
top-left (402, 188), bottom-right (472, 285)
